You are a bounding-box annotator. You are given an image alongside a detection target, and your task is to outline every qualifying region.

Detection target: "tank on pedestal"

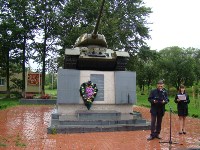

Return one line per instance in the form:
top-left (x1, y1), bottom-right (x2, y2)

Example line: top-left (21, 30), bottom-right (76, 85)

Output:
top-left (64, 0), bottom-right (129, 71)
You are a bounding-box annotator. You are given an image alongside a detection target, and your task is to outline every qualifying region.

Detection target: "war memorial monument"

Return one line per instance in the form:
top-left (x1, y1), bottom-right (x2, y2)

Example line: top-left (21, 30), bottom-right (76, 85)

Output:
top-left (47, 0), bottom-right (150, 134)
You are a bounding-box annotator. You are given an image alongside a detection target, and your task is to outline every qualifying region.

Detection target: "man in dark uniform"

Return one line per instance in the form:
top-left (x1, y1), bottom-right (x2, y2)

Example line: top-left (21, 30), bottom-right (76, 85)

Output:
top-left (147, 80), bottom-right (169, 140)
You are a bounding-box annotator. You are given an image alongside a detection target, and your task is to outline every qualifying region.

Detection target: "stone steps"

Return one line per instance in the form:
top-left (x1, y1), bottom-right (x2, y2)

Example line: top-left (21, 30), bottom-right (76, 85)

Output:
top-left (48, 123), bottom-right (150, 134)
top-left (47, 110), bottom-right (150, 134)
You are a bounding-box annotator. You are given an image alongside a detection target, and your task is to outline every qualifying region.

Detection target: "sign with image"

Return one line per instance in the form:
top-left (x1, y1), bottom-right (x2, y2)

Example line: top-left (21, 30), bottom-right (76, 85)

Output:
top-left (28, 73), bottom-right (42, 86)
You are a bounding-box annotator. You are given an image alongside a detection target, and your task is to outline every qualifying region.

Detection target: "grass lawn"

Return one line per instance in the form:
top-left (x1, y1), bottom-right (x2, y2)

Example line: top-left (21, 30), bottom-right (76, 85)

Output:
top-left (0, 98), bottom-right (19, 110)
top-left (45, 89), bottom-right (57, 96)
top-left (0, 88), bottom-right (57, 110)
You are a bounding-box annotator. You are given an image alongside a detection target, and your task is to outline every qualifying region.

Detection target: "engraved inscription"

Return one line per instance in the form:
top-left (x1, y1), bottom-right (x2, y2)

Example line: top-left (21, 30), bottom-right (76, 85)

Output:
top-left (90, 74), bottom-right (104, 101)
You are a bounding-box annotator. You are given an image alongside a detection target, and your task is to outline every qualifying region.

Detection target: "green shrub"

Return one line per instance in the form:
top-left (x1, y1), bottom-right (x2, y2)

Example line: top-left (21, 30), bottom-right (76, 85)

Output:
top-left (191, 114), bottom-right (198, 118)
top-left (0, 104), bottom-right (7, 110)
top-left (11, 91), bottom-right (23, 98)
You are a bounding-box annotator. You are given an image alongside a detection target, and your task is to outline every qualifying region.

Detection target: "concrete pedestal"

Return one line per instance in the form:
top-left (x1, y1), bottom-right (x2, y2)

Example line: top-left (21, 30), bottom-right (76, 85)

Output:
top-left (47, 69), bottom-right (151, 134)
top-left (57, 69), bottom-right (136, 114)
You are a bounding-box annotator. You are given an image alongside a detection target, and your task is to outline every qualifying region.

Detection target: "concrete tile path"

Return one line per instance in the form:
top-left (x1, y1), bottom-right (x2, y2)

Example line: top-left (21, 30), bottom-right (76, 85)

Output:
top-left (0, 105), bottom-right (199, 150)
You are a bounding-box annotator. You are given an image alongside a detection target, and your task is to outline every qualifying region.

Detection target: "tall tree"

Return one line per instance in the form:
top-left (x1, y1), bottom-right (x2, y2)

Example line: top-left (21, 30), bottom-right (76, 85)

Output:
top-left (0, 19), bottom-right (21, 97)
top-left (192, 48), bottom-right (200, 84)
top-left (127, 46), bottom-right (159, 94)
top-left (32, 0), bottom-right (64, 95)
top-left (0, 0), bottom-right (39, 97)
top-left (158, 46), bottom-right (195, 90)
top-left (103, 0), bottom-right (152, 53)
top-left (7, 0), bottom-right (37, 97)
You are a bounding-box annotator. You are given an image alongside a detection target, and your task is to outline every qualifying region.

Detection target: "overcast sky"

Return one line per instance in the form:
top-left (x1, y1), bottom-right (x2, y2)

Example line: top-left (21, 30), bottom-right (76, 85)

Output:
top-left (143, 0), bottom-right (200, 50)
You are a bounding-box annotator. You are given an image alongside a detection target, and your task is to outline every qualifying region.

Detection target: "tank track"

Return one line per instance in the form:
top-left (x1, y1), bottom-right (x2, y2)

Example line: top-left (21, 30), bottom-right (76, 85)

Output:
top-left (115, 57), bottom-right (128, 71)
top-left (64, 55), bottom-right (78, 69)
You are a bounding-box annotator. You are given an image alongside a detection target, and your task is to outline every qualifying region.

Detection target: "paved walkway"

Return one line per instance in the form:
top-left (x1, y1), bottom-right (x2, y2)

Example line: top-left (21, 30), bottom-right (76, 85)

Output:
top-left (0, 105), bottom-right (199, 150)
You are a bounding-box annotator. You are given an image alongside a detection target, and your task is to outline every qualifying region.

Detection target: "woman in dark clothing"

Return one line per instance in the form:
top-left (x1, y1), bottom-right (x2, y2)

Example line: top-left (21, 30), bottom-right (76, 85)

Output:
top-left (174, 85), bottom-right (190, 134)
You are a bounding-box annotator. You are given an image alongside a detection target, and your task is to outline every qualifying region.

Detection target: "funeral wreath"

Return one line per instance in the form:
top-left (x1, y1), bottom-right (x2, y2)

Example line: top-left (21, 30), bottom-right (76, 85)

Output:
top-left (80, 81), bottom-right (98, 110)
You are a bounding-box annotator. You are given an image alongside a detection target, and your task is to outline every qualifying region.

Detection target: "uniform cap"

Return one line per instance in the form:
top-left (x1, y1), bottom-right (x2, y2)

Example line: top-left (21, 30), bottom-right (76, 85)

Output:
top-left (157, 80), bottom-right (164, 84)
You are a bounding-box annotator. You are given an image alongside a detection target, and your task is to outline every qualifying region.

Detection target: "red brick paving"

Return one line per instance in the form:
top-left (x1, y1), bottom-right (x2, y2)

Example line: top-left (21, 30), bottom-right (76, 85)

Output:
top-left (0, 105), bottom-right (199, 150)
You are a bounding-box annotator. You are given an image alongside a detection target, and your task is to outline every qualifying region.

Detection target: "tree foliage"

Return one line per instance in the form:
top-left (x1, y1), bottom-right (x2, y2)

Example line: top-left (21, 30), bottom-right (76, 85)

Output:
top-left (31, 0), bottom-right (64, 94)
top-left (127, 46), bottom-right (160, 93)
top-left (57, 0), bottom-right (152, 62)
top-left (0, 4), bottom-right (24, 97)
top-left (158, 46), bottom-right (195, 90)
top-left (1, 0), bottom-right (199, 96)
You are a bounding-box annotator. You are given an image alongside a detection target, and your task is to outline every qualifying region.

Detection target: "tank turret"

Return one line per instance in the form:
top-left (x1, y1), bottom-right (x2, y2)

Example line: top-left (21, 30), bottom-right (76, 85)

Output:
top-left (64, 0), bottom-right (129, 71)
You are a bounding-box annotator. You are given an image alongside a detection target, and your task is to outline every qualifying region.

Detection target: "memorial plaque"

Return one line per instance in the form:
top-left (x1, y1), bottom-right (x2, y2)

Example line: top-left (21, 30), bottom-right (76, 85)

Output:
top-left (90, 74), bottom-right (104, 101)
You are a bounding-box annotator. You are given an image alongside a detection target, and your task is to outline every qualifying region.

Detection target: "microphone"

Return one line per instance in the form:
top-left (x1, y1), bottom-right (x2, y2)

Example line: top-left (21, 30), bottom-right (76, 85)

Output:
top-left (161, 89), bottom-right (169, 103)
top-left (160, 89), bottom-right (165, 92)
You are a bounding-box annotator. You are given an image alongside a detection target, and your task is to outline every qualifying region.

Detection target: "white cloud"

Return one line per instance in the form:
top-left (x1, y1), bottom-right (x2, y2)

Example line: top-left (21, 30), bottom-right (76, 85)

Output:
top-left (144, 0), bottom-right (200, 50)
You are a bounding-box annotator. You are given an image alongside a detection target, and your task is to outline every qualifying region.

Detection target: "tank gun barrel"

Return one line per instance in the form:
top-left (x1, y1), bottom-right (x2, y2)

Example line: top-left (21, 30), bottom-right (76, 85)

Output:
top-left (93, 0), bottom-right (105, 36)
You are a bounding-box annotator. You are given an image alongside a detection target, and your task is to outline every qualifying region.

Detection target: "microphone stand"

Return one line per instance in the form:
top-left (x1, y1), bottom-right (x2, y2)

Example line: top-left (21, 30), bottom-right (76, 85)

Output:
top-left (159, 90), bottom-right (178, 146)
